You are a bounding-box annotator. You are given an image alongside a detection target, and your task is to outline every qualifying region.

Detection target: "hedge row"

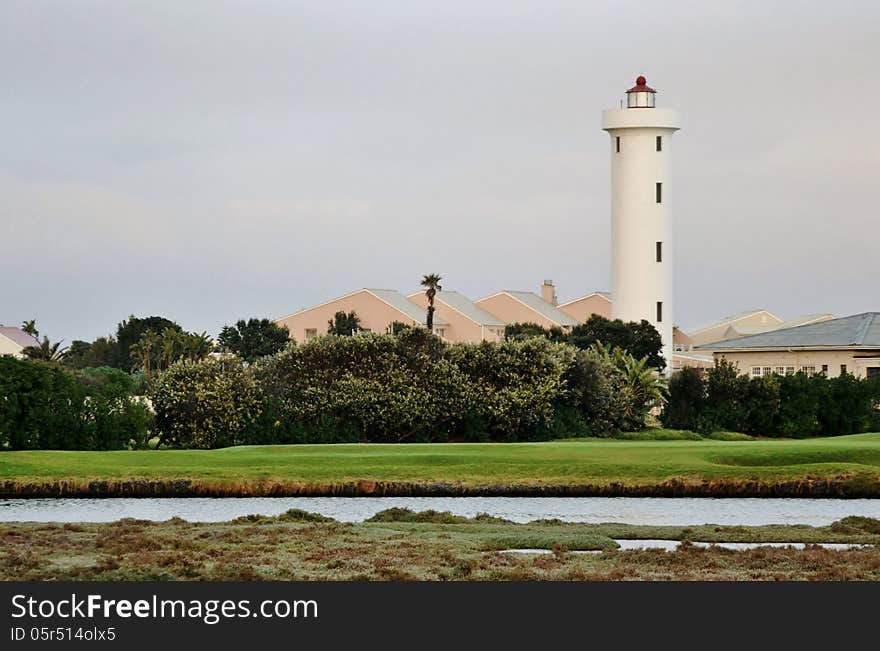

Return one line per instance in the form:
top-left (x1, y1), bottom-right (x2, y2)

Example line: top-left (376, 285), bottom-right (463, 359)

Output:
top-left (152, 330), bottom-right (659, 448)
top-left (662, 360), bottom-right (880, 437)
top-left (0, 358), bottom-right (151, 450)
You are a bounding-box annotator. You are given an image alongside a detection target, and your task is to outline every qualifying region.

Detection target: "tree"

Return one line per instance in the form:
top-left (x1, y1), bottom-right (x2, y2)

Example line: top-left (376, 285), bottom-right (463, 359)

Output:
top-left (22, 336), bottom-right (67, 362)
top-left (327, 311), bottom-right (361, 336)
top-left (662, 366), bottom-right (706, 430)
top-left (590, 342), bottom-right (666, 430)
top-left (130, 327), bottom-right (213, 376)
top-left (420, 273), bottom-right (442, 332)
top-left (151, 357), bottom-right (261, 449)
top-left (21, 319), bottom-right (39, 338)
top-left (63, 336), bottom-right (117, 370)
top-left (570, 316), bottom-right (665, 372)
top-left (130, 329), bottom-right (161, 378)
top-left (114, 316), bottom-right (182, 371)
top-left (217, 318), bottom-right (290, 363)
top-left (504, 322), bottom-right (568, 343)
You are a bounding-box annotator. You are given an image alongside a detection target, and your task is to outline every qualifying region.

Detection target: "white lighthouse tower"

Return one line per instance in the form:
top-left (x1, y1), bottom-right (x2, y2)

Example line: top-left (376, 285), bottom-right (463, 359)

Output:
top-left (602, 76), bottom-right (680, 373)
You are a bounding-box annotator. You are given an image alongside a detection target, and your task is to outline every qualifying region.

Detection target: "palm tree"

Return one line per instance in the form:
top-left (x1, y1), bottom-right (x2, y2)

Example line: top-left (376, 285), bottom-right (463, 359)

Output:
top-left (130, 329), bottom-right (161, 377)
top-left (21, 319), bottom-right (39, 338)
top-left (420, 273), bottom-right (442, 332)
top-left (23, 336), bottom-right (67, 362)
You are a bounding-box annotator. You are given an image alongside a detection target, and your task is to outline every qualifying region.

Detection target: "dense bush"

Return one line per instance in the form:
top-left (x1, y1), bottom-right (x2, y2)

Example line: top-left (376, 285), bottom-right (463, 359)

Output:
top-left (151, 357), bottom-right (260, 449)
top-left (245, 331), bottom-right (659, 446)
top-left (5, 330), bottom-right (666, 450)
top-left (505, 315), bottom-right (665, 372)
top-left (662, 359), bottom-right (880, 437)
top-left (0, 357), bottom-right (150, 450)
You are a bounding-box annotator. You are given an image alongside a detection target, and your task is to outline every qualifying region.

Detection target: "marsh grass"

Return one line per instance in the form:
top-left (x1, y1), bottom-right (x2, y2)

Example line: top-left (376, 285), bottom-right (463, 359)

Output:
top-left (2, 512), bottom-right (879, 581)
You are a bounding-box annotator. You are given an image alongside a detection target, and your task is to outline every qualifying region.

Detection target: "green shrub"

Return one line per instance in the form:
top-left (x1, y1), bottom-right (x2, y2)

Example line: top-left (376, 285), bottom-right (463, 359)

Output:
top-left (662, 367), bottom-right (706, 431)
top-left (151, 357), bottom-right (260, 449)
top-left (661, 360), bottom-right (879, 438)
top-left (0, 357), bottom-right (148, 450)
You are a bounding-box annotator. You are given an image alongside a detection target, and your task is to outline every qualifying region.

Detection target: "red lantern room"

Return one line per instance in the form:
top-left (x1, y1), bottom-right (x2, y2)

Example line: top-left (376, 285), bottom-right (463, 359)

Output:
top-left (626, 75), bottom-right (656, 108)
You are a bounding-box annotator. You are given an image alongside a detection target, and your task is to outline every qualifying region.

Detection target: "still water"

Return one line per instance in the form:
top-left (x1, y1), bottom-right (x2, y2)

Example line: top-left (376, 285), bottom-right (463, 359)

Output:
top-left (2, 497), bottom-right (879, 525)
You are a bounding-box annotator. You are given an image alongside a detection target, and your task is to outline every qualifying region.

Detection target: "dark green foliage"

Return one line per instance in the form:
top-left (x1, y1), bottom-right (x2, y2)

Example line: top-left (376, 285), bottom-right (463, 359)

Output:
top-left (570, 316), bottom-right (665, 372)
top-left (217, 318), bottom-right (290, 363)
top-left (327, 311), bottom-right (361, 336)
top-left (62, 336), bottom-right (117, 370)
top-left (504, 322), bottom-right (568, 343)
top-left (662, 367), bottom-right (706, 430)
top-left (388, 321), bottom-right (415, 335)
top-left (114, 316), bottom-right (182, 371)
top-left (505, 315), bottom-right (665, 371)
top-left (0, 358), bottom-right (149, 450)
top-left (254, 329), bottom-right (476, 443)
top-left (249, 332), bottom-right (655, 445)
top-left (662, 360), bottom-right (880, 437)
top-left (21, 336), bottom-right (67, 361)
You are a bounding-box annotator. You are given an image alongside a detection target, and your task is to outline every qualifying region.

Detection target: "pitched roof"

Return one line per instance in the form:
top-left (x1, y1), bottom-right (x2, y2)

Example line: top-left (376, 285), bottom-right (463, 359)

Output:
top-left (408, 290), bottom-right (505, 326)
top-left (0, 326), bottom-right (40, 349)
top-left (689, 309), bottom-right (783, 335)
top-left (366, 289), bottom-right (448, 326)
top-left (558, 291), bottom-right (612, 308)
top-left (485, 291), bottom-right (580, 327)
top-left (697, 312), bottom-right (880, 351)
top-left (275, 288), bottom-right (447, 326)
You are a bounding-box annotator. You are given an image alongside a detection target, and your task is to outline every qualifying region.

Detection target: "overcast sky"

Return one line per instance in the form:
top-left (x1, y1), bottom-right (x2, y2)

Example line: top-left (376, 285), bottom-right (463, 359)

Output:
top-left (1, 1), bottom-right (878, 342)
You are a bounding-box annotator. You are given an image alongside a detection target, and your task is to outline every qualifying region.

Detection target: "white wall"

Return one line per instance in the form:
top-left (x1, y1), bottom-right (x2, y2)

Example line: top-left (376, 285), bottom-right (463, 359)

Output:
top-left (602, 107), bottom-right (680, 373)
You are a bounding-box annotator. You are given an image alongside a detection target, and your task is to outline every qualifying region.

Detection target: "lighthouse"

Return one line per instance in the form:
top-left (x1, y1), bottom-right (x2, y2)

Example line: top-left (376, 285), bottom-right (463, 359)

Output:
top-left (602, 76), bottom-right (680, 373)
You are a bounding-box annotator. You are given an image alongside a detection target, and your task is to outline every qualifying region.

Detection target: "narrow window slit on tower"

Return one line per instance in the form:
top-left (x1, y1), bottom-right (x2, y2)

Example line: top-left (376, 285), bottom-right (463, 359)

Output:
top-left (656, 301), bottom-right (663, 323)
top-left (656, 136), bottom-right (662, 151)
top-left (656, 241), bottom-right (662, 262)
top-left (616, 136), bottom-right (620, 153)
top-left (655, 182), bottom-right (662, 203)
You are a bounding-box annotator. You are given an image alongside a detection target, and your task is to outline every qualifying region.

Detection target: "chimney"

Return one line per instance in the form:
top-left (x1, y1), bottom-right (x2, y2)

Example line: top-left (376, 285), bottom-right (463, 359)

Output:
top-left (541, 279), bottom-right (557, 306)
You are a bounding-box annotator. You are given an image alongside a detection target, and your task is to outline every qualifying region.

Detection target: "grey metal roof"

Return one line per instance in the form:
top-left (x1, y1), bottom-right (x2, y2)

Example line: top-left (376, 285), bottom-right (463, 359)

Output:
top-left (366, 288), bottom-right (448, 326)
top-left (0, 326), bottom-right (40, 349)
top-left (502, 291), bottom-right (581, 326)
top-left (434, 291), bottom-right (505, 326)
top-left (697, 312), bottom-right (880, 351)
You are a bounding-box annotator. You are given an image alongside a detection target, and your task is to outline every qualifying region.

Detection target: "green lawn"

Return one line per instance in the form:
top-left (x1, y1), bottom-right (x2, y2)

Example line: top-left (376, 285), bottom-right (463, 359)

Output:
top-left (2, 431), bottom-right (880, 490)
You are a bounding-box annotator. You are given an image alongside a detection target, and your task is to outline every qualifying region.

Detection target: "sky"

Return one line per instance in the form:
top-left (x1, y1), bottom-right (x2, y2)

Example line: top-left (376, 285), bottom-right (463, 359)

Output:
top-left (1, 1), bottom-right (878, 342)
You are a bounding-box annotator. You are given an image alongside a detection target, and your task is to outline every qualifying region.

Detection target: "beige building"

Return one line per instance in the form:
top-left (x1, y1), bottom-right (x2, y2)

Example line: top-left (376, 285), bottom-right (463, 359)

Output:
top-left (475, 289), bottom-right (580, 331)
top-left (0, 326), bottom-right (39, 358)
top-left (697, 312), bottom-right (880, 379)
top-left (558, 291), bottom-right (612, 323)
top-left (687, 309), bottom-right (834, 348)
top-left (275, 288), bottom-right (448, 343)
top-left (407, 290), bottom-right (506, 343)
top-left (687, 310), bottom-right (785, 347)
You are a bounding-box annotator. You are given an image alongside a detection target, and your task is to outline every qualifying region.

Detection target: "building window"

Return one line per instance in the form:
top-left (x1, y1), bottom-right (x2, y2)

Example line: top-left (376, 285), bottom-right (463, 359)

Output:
top-left (751, 367), bottom-right (763, 378)
top-left (801, 366), bottom-right (816, 377)
top-left (868, 367), bottom-right (880, 378)
top-left (616, 136), bottom-right (620, 153)
top-left (656, 301), bottom-right (663, 323)
top-left (656, 182), bottom-right (662, 203)
top-left (821, 364), bottom-right (828, 375)
top-left (656, 135), bottom-right (662, 151)
top-left (305, 328), bottom-right (317, 341)
top-left (785, 366), bottom-right (795, 376)
top-left (656, 241), bottom-right (663, 262)
top-left (762, 366), bottom-right (772, 377)
top-left (774, 366), bottom-right (786, 375)
top-left (840, 364), bottom-right (847, 375)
